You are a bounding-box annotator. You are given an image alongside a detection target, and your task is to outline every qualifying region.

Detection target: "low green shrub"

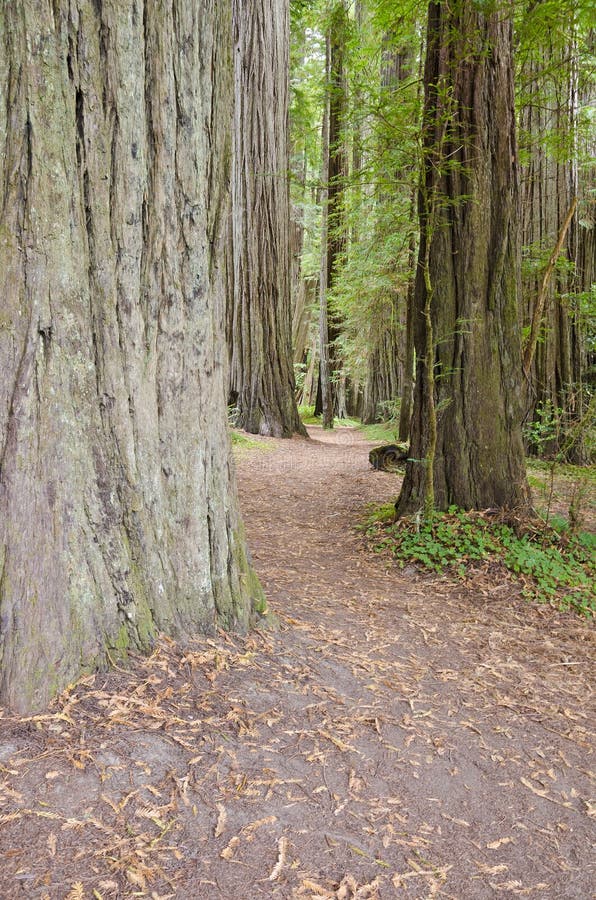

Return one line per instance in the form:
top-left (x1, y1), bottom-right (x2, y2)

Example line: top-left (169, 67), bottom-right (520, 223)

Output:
top-left (298, 404), bottom-right (320, 425)
top-left (230, 429), bottom-right (263, 450)
top-left (357, 421), bottom-right (398, 443)
top-left (362, 506), bottom-right (595, 617)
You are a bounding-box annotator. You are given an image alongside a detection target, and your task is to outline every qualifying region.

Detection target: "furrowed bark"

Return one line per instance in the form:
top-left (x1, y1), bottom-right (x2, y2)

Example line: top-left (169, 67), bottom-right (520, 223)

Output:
top-left (314, 0), bottom-right (348, 422)
top-left (397, 1), bottom-right (531, 515)
top-left (228, 0), bottom-right (305, 438)
top-left (0, 1), bottom-right (264, 712)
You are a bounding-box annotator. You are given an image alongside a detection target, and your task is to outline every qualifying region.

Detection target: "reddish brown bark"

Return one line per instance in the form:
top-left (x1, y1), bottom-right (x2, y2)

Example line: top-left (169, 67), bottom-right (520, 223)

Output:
top-left (397, 1), bottom-right (531, 515)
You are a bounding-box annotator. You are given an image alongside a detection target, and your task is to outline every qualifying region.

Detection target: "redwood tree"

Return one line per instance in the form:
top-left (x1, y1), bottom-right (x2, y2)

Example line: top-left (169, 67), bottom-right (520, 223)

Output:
top-left (396, 0), bottom-right (531, 515)
top-left (0, 1), bottom-right (263, 712)
top-left (228, 0), bottom-right (305, 437)
top-left (314, 0), bottom-right (349, 426)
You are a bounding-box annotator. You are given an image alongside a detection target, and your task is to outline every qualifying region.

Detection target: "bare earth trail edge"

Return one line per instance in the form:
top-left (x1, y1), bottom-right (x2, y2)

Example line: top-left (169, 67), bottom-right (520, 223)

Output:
top-left (0, 426), bottom-right (593, 899)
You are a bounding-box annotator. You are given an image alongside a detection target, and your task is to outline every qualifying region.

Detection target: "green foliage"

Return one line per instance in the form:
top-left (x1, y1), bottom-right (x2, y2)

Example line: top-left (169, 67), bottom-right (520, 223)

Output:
top-left (230, 430), bottom-right (264, 450)
top-left (362, 501), bottom-right (396, 527)
top-left (294, 361), bottom-right (308, 395)
top-left (289, 0), bottom-right (424, 387)
top-left (362, 506), bottom-right (595, 617)
top-left (566, 285), bottom-right (596, 356)
top-left (521, 241), bottom-right (575, 283)
top-left (298, 403), bottom-right (320, 424)
top-left (516, 0), bottom-right (595, 168)
top-left (298, 404), bottom-right (362, 427)
top-left (523, 392), bottom-right (596, 467)
top-left (289, 0), bottom-right (593, 473)
top-left (527, 457), bottom-right (596, 486)
top-left (497, 524), bottom-right (595, 616)
top-left (357, 420), bottom-right (398, 443)
top-left (526, 456), bottom-right (595, 534)
top-left (523, 399), bottom-right (563, 455)
top-left (365, 507), bottom-right (500, 575)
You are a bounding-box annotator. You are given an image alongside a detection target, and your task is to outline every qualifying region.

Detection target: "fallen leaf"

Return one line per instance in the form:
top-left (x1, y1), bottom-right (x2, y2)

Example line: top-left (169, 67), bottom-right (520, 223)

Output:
top-left (126, 869), bottom-right (147, 889)
top-left (243, 815), bottom-right (277, 834)
top-left (47, 833), bottom-right (57, 858)
top-left (214, 803), bottom-right (227, 838)
top-left (474, 862), bottom-right (508, 875)
top-left (336, 875), bottom-right (358, 898)
top-left (269, 835), bottom-right (289, 881)
top-left (298, 879), bottom-right (333, 897)
top-left (65, 884), bottom-right (85, 900)
top-left (441, 813), bottom-right (470, 827)
top-left (520, 777), bottom-right (572, 808)
top-left (220, 836), bottom-right (240, 860)
top-left (487, 837), bottom-right (513, 850)
top-left (318, 729), bottom-right (357, 754)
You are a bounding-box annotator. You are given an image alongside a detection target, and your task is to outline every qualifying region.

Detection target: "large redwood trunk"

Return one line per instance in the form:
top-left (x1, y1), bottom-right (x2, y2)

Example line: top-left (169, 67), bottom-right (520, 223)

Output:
top-left (0, 1), bottom-right (263, 712)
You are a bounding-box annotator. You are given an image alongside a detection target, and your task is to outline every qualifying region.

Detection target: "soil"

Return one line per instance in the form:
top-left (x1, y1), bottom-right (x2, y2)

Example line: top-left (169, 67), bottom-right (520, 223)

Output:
top-left (0, 426), bottom-right (594, 899)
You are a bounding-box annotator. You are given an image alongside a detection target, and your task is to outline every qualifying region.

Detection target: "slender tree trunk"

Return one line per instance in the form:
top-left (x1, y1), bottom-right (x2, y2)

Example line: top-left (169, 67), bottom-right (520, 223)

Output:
top-left (398, 194), bottom-right (417, 442)
top-left (396, 1), bottom-right (531, 516)
top-left (292, 276), bottom-right (316, 368)
top-left (315, 1), bottom-right (348, 421)
top-left (360, 323), bottom-right (402, 425)
top-left (523, 196), bottom-right (578, 378)
top-left (361, 41), bottom-right (417, 433)
top-left (0, 1), bottom-right (263, 712)
top-left (228, 0), bottom-right (305, 437)
top-left (398, 43), bottom-right (425, 446)
top-left (298, 326), bottom-right (319, 408)
top-left (318, 42), bottom-right (334, 430)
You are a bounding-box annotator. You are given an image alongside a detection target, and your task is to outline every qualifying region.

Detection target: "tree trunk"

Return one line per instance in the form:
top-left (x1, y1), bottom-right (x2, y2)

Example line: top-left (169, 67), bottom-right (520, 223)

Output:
top-left (314, 0), bottom-right (348, 422)
top-left (360, 322), bottom-right (402, 425)
top-left (228, 0), bottom-right (305, 438)
top-left (0, 1), bottom-right (264, 712)
top-left (396, 1), bottom-right (531, 516)
top-left (317, 34), bottom-right (334, 429)
top-left (398, 199), bottom-right (417, 442)
top-left (360, 43), bottom-right (417, 433)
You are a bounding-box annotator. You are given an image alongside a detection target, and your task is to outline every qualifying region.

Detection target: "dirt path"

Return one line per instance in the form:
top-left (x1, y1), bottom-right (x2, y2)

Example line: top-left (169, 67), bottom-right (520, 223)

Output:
top-left (0, 427), bottom-right (594, 899)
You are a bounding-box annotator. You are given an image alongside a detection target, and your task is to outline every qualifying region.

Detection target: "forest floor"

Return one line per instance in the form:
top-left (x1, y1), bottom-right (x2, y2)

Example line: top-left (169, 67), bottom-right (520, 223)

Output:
top-left (0, 426), bottom-right (594, 900)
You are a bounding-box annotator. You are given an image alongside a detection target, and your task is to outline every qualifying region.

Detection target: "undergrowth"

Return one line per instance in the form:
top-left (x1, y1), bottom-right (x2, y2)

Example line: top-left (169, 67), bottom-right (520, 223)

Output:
top-left (526, 458), bottom-right (595, 532)
top-left (298, 404), bottom-right (320, 425)
top-left (361, 505), bottom-right (595, 618)
top-left (298, 405), bottom-right (360, 428)
top-left (298, 406), bottom-right (400, 441)
top-left (230, 429), bottom-right (265, 450)
top-left (356, 421), bottom-right (397, 443)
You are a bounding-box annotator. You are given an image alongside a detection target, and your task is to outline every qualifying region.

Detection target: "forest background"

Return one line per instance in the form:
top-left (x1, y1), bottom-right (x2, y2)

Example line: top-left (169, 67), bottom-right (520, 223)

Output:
top-left (284, 0), bottom-right (594, 459)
